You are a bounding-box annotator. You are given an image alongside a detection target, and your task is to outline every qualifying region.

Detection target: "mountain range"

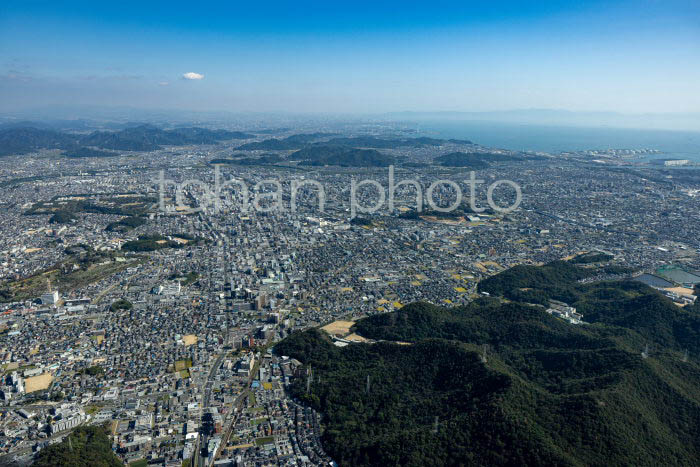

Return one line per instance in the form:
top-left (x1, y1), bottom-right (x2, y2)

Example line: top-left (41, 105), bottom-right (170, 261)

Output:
top-left (0, 124), bottom-right (254, 156)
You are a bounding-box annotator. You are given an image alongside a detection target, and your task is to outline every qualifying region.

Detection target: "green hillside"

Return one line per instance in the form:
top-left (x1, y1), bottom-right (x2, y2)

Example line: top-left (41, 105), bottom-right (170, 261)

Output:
top-left (289, 145), bottom-right (395, 167)
top-left (275, 263), bottom-right (700, 466)
top-left (478, 261), bottom-right (700, 353)
top-left (32, 425), bottom-right (121, 467)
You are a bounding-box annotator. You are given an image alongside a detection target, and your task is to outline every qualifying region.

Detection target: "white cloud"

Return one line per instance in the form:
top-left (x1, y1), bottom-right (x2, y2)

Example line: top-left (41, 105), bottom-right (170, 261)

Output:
top-left (182, 72), bottom-right (204, 80)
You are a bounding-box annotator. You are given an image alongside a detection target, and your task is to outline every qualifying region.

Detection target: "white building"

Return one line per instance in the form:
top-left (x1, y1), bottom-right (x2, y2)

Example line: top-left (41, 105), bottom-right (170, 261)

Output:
top-left (664, 159), bottom-right (690, 166)
top-left (546, 301), bottom-right (583, 324)
top-left (41, 290), bottom-right (60, 305)
top-left (49, 407), bottom-right (86, 434)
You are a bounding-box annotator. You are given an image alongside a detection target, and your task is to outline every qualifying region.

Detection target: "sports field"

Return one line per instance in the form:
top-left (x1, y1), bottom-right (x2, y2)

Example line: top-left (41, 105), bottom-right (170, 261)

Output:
top-left (25, 373), bottom-right (53, 393)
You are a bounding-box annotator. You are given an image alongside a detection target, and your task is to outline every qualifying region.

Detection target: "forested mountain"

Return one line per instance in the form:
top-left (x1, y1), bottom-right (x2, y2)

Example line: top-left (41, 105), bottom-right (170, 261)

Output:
top-left (210, 153), bottom-right (284, 166)
top-left (275, 262), bottom-right (700, 466)
top-left (289, 145), bottom-right (395, 167)
top-left (237, 135), bottom-right (449, 151)
top-left (322, 136), bottom-right (445, 148)
top-left (0, 127), bottom-right (77, 156)
top-left (0, 125), bottom-right (254, 156)
top-left (236, 133), bottom-right (335, 150)
top-left (79, 125), bottom-right (254, 151)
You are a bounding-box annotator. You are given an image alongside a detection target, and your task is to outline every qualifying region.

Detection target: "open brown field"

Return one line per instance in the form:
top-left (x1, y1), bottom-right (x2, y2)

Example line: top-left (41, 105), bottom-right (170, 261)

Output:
top-left (320, 320), bottom-right (354, 336)
top-left (25, 373), bottom-right (53, 393)
top-left (182, 334), bottom-right (198, 346)
top-left (344, 333), bottom-right (368, 343)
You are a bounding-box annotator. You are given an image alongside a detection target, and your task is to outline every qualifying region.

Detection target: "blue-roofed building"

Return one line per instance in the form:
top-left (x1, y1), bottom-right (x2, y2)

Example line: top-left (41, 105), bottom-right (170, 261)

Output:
top-left (633, 273), bottom-right (674, 288)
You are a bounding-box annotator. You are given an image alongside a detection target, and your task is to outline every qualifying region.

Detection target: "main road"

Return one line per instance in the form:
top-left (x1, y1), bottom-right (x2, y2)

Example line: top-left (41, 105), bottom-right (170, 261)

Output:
top-left (192, 352), bottom-right (226, 467)
top-left (212, 353), bottom-right (260, 463)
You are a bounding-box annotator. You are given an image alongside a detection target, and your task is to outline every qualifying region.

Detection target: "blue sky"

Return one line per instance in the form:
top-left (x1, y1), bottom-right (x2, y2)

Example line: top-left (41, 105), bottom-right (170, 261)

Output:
top-left (1, 0), bottom-right (699, 114)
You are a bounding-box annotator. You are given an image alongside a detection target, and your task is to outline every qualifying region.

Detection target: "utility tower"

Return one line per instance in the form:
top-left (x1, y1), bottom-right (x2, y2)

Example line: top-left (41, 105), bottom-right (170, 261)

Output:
top-left (481, 344), bottom-right (489, 364)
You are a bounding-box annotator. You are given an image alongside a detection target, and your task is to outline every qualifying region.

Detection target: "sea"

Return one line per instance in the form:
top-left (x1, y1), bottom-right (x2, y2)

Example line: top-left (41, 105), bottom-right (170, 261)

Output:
top-left (412, 120), bottom-right (700, 163)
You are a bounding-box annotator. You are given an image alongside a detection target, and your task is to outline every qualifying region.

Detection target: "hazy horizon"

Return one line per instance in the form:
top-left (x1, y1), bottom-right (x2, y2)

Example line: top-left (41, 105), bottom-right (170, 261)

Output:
top-left (3, 106), bottom-right (700, 133)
